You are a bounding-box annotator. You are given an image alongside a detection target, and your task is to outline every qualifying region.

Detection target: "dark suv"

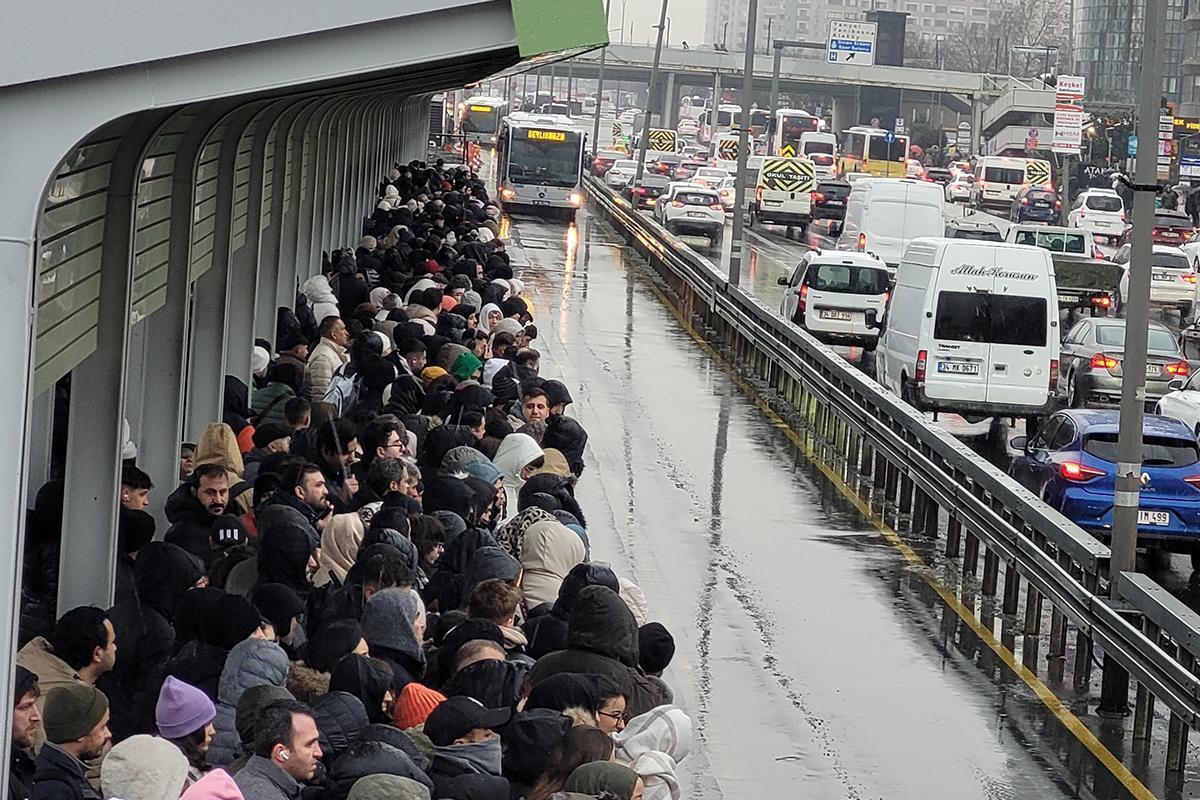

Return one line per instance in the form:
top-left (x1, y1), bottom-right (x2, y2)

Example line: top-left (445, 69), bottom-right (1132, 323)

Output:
top-left (811, 180), bottom-right (850, 221)
top-left (622, 174), bottom-right (671, 210)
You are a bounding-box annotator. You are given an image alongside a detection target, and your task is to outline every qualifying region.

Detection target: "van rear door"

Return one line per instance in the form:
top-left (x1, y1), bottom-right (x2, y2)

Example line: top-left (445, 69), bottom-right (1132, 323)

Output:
top-left (984, 252), bottom-right (1055, 407)
top-left (926, 243), bottom-right (999, 404)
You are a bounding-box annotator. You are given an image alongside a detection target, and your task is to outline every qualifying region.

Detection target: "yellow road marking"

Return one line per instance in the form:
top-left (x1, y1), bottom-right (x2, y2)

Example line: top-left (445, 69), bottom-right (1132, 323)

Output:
top-left (634, 274), bottom-right (1158, 800)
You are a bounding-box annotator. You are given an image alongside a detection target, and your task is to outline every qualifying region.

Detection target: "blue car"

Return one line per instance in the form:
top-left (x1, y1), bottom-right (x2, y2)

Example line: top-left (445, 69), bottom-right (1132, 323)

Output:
top-left (1009, 185), bottom-right (1061, 223)
top-left (1009, 410), bottom-right (1200, 560)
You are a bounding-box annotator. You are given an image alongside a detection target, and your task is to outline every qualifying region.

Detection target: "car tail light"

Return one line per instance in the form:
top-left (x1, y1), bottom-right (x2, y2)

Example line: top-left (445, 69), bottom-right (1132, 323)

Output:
top-left (1061, 461), bottom-right (1106, 481)
top-left (671, 200), bottom-right (684, 208)
top-left (915, 350), bottom-right (927, 384)
top-left (1055, 199), bottom-right (1062, 209)
top-left (1091, 294), bottom-right (1112, 308)
top-left (1186, 273), bottom-right (1198, 284)
top-left (755, 186), bottom-right (763, 202)
top-left (632, 187), bottom-right (645, 195)
top-left (1090, 353), bottom-right (1119, 370)
top-left (1167, 360), bottom-right (1191, 376)
top-left (1020, 197), bottom-right (1030, 205)
top-left (1121, 210), bottom-right (1127, 221)
top-left (710, 203), bottom-right (725, 211)
top-left (797, 283), bottom-right (809, 313)
top-left (857, 233), bottom-right (867, 252)
top-left (1184, 475), bottom-right (1200, 490)
top-left (1049, 359), bottom-right (1059, 392)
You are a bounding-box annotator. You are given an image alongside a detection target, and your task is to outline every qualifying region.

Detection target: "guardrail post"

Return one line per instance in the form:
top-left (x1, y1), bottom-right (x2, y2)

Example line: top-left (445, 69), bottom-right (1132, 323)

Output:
top-left (1022, 585), bottom-right (1042, 672)
top-left (884, 458), bottom-right (899, 504)
top-left (1047, 605), bottom-right (1067, 685)
top-left (962, 529), bottom-right (979, 575)
top-left (1166, 648), bottom-right (1195, 790)
top-left (922, 497), bottom-right (940, 537)
top-left (945, 516), bottom-right (961, 557)
top-left (899, 471), bottom-right (914, 515)
top-left (873, 451), bottom-right (887, 491)
top-left (859, 440), bottom-right (873, 477)
top-left (982, 549), bottom-right (1000, 597)
top-left (1003, 566), bottom-right (1020, 616)
top-left (1098, 655), bottom-right (1130, 716)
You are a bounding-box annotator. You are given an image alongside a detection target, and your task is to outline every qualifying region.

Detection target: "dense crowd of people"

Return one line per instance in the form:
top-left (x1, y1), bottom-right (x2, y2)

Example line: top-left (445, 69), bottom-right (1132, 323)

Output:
top-left (12, 160), bottom-right (690, 800)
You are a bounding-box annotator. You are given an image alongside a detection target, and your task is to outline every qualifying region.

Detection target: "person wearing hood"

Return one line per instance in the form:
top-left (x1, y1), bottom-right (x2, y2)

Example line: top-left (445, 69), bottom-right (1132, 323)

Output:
top-left (255, 516), bottom-right (318, 599)
top-left (311, 692), bottom-right (369, 765)
top-left (346, 774), bottom-right (430, 800)
top-left (99, 734), bottom-right (189, 800)
top-left (360, 589), bottom-right (426, 691)
top-left (613, 706), bottom-right (691, 800)
top-left (301, 276), bottom-right (340, 325)
top-left (423, 697), bottom-right (510, 799)
top-left (527, 586), bottom-right (669, 720)
top-left (328, 655), bottom-right (395, 726)
top-left (327, 739), bottom-right (433, 800)
top-left (180, 770), bottom-right (247, 800)
top-left (156, 677), bottom-right (218, 788)
top-left (384, 339), bottom-right (427, 418)
top-left (518, 520), bottom-right (585, 611)
top-left (312, 513), bottom-right (364, 588)
top-left (99, 542), bottom-right (205, 741)
top-left (210, 639), bottom-right (290, 766)
top-left (457, 547), bottom-right (520, 611)
top-left (490, 348), bottom-right (539, 405)
top-left (163, 592), bottom-right (262, 703)
top-left (562, 762), bottom-right (643, 800)
top-left (304, 317), bottom-right (351, 403)
top-left (491, 434), bottom-right (543, 517)
top-left (524, 726), bottom-right (615, 800)
top-left (541, 415), bottom-right (588, 478)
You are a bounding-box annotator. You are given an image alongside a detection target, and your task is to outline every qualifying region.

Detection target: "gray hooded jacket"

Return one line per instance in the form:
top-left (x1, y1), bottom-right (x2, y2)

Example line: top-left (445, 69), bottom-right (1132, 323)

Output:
top-left (210, 638), bottom-right (290, 765)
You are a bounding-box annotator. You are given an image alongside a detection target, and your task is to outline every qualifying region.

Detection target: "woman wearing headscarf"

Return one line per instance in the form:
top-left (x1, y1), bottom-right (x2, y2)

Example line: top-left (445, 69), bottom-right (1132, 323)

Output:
top-left (495, 507), bottom-right (555, 561)
top-left (541, 415), bottom-right (589, 477)
top-left (563, 762), bottom-right (643, 800)
top-left (313, 513), bottom-right (365, 588)
top-left (492, 433), bottom-right (544, 517)
top-left (478, 304), bottom-right (503, 334)
top-left (518, 520), bottom-right (586, 610)
top-left (360, 588), bottom-right (427, 690)
top-left (614, 706), bottom-right (692, 800)
top-left (302, 275), bottom-right (340, 324)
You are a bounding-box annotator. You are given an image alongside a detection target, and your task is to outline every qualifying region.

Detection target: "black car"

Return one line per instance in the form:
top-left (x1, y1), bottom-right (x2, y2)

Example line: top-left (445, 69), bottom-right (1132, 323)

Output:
top-left (622, 174), bottom-right (671, 210)
top-left (944, 219), bottom-right (1003, 241)
top-left (924, 167), bottom-right (953, 186)
top-left (811, 180), bottom-right (850, 221)
top-left (650, 153), bottom-right (683, 176)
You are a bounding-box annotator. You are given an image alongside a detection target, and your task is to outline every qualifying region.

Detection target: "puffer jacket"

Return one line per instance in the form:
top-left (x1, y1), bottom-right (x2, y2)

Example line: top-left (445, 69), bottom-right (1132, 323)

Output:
top-left (526, 585), bottom-right (670, 719)
top-left (210, 638), bottom-right (290, 765)
top-left (304, 338), bottom-right (348, 403)
top-left (312, 692), bottom-right (368, 763)
top-left (326, 741), bottom-right (433, 800)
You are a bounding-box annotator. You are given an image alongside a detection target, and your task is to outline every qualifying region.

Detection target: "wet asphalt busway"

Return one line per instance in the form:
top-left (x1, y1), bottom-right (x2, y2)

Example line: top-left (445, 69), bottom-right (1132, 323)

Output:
top-left (557, 175), bottom-right (1200, 799)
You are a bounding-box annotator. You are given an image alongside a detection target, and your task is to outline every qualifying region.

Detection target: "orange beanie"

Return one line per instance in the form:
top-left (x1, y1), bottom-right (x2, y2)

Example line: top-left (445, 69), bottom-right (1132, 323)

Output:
top-left (393, 683), bottom-right (446, 730)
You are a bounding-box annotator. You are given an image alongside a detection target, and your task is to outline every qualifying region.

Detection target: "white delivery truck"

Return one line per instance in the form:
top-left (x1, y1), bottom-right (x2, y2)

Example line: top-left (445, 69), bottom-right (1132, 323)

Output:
top-left (874, 238), bottom-right (1061, 421)
top-left (836, 178), bottom-right (945, 270)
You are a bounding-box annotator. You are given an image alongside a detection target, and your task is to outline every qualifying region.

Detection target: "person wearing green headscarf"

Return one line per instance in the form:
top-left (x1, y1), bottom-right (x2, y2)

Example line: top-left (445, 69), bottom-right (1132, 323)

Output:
top-left (450, 351), bottom-right (484, 382)
top-left (562, 762), bottom-right (644, 800)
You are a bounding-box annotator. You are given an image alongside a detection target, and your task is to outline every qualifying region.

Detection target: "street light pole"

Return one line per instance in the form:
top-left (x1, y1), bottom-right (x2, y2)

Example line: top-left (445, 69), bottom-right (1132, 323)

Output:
top-left (633, 0), bottom-right (669, 187)
top-left (728, 0), bottom-right (759, 287)
top-left (593, 0), bottom-right (614, 153)
top-left (1112, 0), bottom-right (1166, 593)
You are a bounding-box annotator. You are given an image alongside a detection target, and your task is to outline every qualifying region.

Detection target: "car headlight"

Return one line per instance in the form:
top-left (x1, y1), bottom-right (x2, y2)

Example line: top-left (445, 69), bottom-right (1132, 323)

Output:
top-left (500, 187), bottom-right (516, 200)
top-left (568, 192), bottom-right (583, 206)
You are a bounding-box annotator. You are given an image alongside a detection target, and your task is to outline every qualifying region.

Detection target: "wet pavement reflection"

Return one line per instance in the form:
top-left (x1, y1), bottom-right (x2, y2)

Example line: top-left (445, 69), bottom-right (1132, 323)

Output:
top-left (500, 206), bottom-right (1091, 799)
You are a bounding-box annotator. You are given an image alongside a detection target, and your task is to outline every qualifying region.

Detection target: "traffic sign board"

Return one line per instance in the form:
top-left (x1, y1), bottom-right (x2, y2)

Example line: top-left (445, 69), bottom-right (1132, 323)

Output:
top-left (1052, 75), bottom-right (1085, 154)
top-left (883, 131), bottom-right (896, 144)
top-left (826, 20), bottom-right (877, 66)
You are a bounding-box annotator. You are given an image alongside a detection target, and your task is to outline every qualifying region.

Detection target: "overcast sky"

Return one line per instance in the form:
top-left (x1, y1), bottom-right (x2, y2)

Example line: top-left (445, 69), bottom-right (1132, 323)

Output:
top-left (611, 0), bottom-right (708, 47)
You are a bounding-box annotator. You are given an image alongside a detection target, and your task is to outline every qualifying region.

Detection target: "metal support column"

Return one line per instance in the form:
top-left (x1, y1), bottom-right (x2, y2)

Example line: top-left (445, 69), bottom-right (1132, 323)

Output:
top-left (663, 71), bottom-right (676, 129)
top-left (59, 114), bottom-right (166, 611)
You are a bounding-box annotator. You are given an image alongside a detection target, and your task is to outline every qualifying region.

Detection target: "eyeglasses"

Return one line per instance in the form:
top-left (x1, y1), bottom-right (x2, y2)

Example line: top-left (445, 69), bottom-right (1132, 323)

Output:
top-left (597, 709), bottom-right (626, 727)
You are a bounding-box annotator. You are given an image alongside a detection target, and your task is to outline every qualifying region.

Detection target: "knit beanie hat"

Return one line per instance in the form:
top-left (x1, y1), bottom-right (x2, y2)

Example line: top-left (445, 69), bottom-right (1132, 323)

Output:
top-left (43, 684), bottom-right (108, 743)
top-left (638, 622), bottom-right (676, 675)
top-left (156, 676), bottom-right (216, 739)
top-left (180, 769), bottom-right (245, 800)
top-left (100, 735), bottom-right (189, 800)
top-left (392, 683), bottom-right (446, 730)
top-left (13, 666), bottom-right (36, 704)
top-left (252, 422), bottom-right (293, 450)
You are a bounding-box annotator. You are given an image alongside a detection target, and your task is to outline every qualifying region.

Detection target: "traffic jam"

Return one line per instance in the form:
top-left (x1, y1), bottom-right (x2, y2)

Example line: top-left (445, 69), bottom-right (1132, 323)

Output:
top-left (590, 103), bottom-right (1200, 567)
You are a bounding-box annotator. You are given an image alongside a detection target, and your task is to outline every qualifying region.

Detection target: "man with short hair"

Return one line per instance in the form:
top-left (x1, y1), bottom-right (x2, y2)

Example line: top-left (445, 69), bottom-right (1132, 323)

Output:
top-left (270, 463), bottom-right (330, 531)
top-left (284, 398), bottom-right (311, 431)
top-left (304, 316), bottom-right (350, 402)
top-left (30, 685), bottom-right (110, 800)
top-left (384, 339), bottom-right (427, 417)
top-left (17, 607), bottom-right (116, 697)
top-left (10, 667), bottom-right (40, 800)
top-left (118, 465), bottom-right (153, 512)
top-left (452, 640), bottom-right (507, 674)
top-left (164, 464), bottom-right (231, 564)
top-left (519, 388), bottom-right (550, 425)
top-left (234, 700), bottom-right (322, 800)
top-left (354, 416), bottom-right (406, 481)
top-left (316, 419), bottom-right (360, 511)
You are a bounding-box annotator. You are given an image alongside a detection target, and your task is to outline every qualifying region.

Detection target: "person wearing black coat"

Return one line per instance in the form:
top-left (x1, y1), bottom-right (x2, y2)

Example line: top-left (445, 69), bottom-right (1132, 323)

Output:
top-left (312, 692), bottom-right (369, 765)
top-left (329, 655), bottom-right (394, 725)
top-left (526, 585), bottom-right (670, 720)
top-left (498, 709), bottom-right (572, 798)
top-left (523, 563), bottom-right (619, 660)
top-left (326, 741), bottom-right (433, 800)
top-left (163, 592), bottom-right (260, 701)
top-left (98, 542), bottom-right (204, 741)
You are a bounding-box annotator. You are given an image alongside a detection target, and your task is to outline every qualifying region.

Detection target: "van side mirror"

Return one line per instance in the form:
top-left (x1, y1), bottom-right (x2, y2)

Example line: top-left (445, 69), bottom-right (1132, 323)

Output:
top-left (1010, 435), bottom-right (1028, 451)
top-left (777, 275), bottom-right (790, 286)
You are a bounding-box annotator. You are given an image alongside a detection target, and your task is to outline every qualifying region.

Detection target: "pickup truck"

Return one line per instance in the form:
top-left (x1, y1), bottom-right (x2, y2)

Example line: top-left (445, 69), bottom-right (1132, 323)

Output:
top-left (1004, 224), bottom-right (1121, 315)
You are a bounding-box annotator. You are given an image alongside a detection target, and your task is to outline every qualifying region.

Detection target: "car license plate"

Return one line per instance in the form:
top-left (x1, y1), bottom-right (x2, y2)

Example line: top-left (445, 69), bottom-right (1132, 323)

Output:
top-left (1138, 510), bottom-right (1170, 526)
top-left (687, 211), bottom-right (706, 218)
top-left (1057, 294), bottom-right (1076, 304)
top-left (826, 200), bottom-right (844, 206)
top-left (1147, 363), bottom-right (1163, 376)
top-left (820, 309), bottom-right (852, 321)
top-left (937, 361), bottom-right (980, 375)
top-left (1152, 271), bottom-right (1172, 281)
top-left (1035, 201), bottom-right (1050, 207)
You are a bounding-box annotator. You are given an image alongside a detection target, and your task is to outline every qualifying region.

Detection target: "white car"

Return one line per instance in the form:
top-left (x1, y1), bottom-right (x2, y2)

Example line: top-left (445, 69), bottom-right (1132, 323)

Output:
top-left (677, 119), bottom-right (699, 139)
top-left (807, 152), bottom-right (837, 179)
top-left (715, 177), bottom-right (737, 211)
top-left (776, 252), bottom-right (890, 350)
top-left (1157, 372), bottom-right (1200, 435)
top-left (1069, 188), bottom-right (1126, 243)
top-left (945, 173), bottom-right (974, 203)
top-left (618, 108), bottom-right (641, 124)
top-left (605, 159), bottom-right (639, 188)
top-left (653, 185), bottom-right (725, 246)
top-left (691, 167), bottom-right (730, 188)
top-left (1114, 244), bottom-right (1196, 315)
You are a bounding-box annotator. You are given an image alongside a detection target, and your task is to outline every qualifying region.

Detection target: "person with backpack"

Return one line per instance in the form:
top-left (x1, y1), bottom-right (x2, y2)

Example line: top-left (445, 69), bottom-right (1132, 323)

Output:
top-left (31, 685), bottom-right (110, 800)
top-left (304, 318), bottom-right (350, 403)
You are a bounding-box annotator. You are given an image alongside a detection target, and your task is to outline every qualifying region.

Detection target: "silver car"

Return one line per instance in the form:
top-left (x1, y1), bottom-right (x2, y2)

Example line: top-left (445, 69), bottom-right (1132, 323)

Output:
top-left (1058, 318), bottom-right (1188, 408)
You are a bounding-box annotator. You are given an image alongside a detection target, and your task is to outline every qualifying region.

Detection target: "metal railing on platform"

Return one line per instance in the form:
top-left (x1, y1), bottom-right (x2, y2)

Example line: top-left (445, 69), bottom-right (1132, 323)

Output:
top-left (585, 172), bottom-right (1200, 791)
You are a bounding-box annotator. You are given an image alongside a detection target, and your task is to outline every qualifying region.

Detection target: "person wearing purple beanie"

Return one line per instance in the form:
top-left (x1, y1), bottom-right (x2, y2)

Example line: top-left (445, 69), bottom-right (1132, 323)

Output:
top-left (156, 677), bottom-right (217, 788)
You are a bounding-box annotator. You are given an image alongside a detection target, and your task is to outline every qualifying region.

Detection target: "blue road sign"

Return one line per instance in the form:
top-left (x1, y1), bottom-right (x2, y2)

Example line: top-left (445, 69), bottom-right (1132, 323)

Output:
top-left (884, 131), bottom-right (896, 144)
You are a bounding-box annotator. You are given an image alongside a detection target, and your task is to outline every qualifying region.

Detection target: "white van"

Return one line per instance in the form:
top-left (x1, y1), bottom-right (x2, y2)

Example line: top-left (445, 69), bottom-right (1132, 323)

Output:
top-left (971, 156), bottom-right (1053, 209)
top-left (799, 132), bottom-right (837, 158)
top-left (837, 178), bottom-right (945, 270)
top-left (875, 238), bottom-right (1060, 419)
top-left (777, 252), bottom-right (890, 350)
top-left (748, 157), bottom-right (817, 230)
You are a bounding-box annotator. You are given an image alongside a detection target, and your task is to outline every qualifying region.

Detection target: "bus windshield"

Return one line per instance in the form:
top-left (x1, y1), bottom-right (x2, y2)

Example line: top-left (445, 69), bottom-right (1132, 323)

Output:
top-left (462, 105), bottom-right (500, 134)
top-left (867, 136), bottom-right (908, 162)
top-left (507, 131), bottom-right (582, 187)
top-left (780, 115), bottom-right (819, 140)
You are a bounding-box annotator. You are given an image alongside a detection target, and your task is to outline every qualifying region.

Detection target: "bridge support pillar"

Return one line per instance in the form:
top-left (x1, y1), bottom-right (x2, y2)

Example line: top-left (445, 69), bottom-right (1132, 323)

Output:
top-left (663, 71), bottom-right (677, 129)
top-left (971, 93), bottom-right (984, 156)
top-left (831, 95), bottom-right (855, 136)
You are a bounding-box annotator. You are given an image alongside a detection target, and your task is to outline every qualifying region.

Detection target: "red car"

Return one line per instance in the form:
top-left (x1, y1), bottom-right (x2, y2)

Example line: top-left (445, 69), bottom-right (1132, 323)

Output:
top-left (590, 150), bottom-right (625, 178)
top-left (1151, 210), bottom-right (1195, 246)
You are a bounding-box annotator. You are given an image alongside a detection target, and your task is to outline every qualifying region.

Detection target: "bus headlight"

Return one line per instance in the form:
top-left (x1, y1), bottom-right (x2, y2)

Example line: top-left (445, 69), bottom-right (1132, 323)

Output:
top-left (500, 187), bottom-right (516, 201)
top-left (568, 191), bottom-right (583, 206)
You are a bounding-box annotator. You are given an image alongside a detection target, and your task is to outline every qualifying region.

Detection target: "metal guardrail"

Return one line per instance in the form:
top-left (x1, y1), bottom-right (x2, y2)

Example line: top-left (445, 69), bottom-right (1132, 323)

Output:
top-left (586, 172), bottom-right (1200, 786)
